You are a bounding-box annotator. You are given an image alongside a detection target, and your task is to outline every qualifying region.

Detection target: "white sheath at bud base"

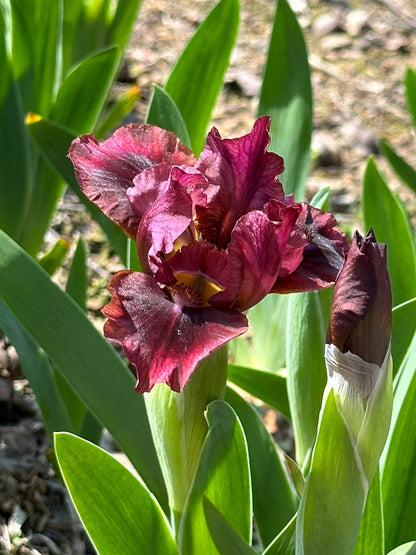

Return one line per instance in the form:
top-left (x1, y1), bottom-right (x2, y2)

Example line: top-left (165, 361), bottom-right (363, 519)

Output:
top-left (324, 342), bottom-right (393, 486)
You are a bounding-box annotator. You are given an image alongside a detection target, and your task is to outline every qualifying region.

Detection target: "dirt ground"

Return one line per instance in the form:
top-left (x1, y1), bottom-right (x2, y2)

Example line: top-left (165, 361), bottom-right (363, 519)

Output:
top-left (1, 0), bottom-right (416, 553)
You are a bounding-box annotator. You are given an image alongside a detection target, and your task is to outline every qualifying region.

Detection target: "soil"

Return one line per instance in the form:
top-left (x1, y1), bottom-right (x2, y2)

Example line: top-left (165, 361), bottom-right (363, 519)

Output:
top-left (1, 1), bottom-right (416, 553)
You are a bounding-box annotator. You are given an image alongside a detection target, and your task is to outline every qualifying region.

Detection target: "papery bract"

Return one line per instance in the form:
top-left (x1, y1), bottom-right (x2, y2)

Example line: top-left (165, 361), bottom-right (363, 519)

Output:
top-left (69, 116), bottom-right (349, 392)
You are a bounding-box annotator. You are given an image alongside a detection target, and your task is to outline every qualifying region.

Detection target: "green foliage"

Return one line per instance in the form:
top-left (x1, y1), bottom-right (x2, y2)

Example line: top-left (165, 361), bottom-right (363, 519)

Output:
top-left (0, 230), bottom-right (167, 511)
top-left (165, 0), bottom-right (239, 154)
top-left (178, 400), bottom-right (251, 554)
top-left (55, 433), bottom-right (178, 555)
top-left (258, 0), bottom-right (312, 199)
top-left (363, 157), bottom-right (416, 306)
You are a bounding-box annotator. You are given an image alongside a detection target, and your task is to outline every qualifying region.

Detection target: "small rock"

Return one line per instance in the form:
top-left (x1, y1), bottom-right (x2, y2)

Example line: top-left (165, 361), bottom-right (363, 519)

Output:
top-left (320, 34), bottom-right (352, 53)
top-left (312, 131), bottom-right (343, 167)
top-left (312, 12), bottom-right (344, 36)
top-left (340, 123), bottom-right (380, 155)
top-left (345, 9), bottom-right (370, 37)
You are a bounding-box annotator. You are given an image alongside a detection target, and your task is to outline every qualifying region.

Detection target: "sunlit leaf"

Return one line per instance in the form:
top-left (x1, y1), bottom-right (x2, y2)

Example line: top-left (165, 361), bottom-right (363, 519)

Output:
top-left (165, 0), bottom-right (239, 154)
top-left (0, 230), bottom-right (167, 511)
top-left (363, 157), bottom-right (416, 306)
top-left (225, 387), bottom-right (297, 547)
top-left (258, 0), bottom-right (312, 199)
top-left (55, 433), bottom-right (178, 555)
top-left (227, 364), bottom-right (290, 418)
top-left (178, 400), bottom-right (251, 555)
top-left (147, 84), bottom-right (191, 148)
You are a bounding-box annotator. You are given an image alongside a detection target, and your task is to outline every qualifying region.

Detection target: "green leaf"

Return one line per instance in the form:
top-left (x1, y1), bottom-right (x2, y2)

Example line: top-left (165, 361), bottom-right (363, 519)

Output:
top-left (51, 46), bottom-right (121, 134)
top-left (0, 230), bottom-right (167, 511)
top-left (0, 13), bottom-right (33, 242)
top-left (107, 0), bottom-right (143, 53)
top-left (38, 238), bottom-right (70, 276)
top-left (225, 387), bottom-right (297, 548)
top-left (95, 84), bottom-right (141, 138)
top-left (297, 390), bottom-right (366, 555)
top-left (286, 291), bottom-right (327, 466)
top-left (380, 139), bottom-right (416, 195)
top-left (381, 313), bottom-right (416, 551)
top-left (263, 514), bottom-right (296, 555)
top-left (0, 298), bottom-right (74, 438)
top-left (231, 294), bottom-right (289, 372)
top-left (165, 0), bottom-right (239, 154)
top-left (353, 468), bottom-right (384, 555)
top-left (387, 543), bottom-right (416, 555)
top-left (258, 0), bottom-right (312, 199)
top-left (363, 157), bottom-right (416, 306)
top-left (392, 298), bottom-right (416, 377)
top-left (66, 237), bottom-right (87, 312)
top-left (6, 0), bottom-right (61, 114)
top-left (178, 400), bottom-right (251, 555)
top-left (55, 433), bottom-right (179, 555)
top-left (227, 363), bottom-right (290, 418)
top-left (147, 85), bottom-right (191, 148)
top-left (203, 496), bottom-right (258, 555)
top-left (310, 186), bottom-right (330, 211)
top-left (405, 67), bottom-right (416, 128)
top-left (26, 116), bottom-right (128, 263)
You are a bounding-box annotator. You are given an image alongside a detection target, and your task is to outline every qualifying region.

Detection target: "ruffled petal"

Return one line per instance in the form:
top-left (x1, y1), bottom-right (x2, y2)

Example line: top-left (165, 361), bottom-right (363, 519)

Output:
top-left (212, 205), bottom-right (300, 311)
top-left (195, 116), bottom-right (285, 248)
top-left (272, 203), bottom-right (349, 293)
top-left (129, 169), bottom-right (194, 272)
top-left (68, 124), bottom-right (195, 237)
top-left (103, 271), bottom-right (248, 393)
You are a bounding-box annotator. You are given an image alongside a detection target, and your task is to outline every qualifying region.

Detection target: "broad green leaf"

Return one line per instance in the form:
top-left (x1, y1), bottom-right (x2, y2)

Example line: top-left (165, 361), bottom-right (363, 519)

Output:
top-left (232, 294), bottom-right (289, 372)
top-left (26, 116), bottom-right (128, 263)
top-left (0, 230), bottom-right (167, 511)
top-left (381, 323), bottom-right (416, 551)
top-left (55, 433), bottom-right (179, 555)
top-left (263, 514), bottom-right (296, 555)
top-left (258, 0), bottom-right (312, 199)
top-left (178, 400), bottom-right (251, 555)
top-left (363, 157), bottom-right (416, 306)
top-left (107, 0), bottom-right (143, 54)
top-left (405, 67), bottom-right (416, 127)
top-left (203, 496), bottom-right (257, 555)
top-left (297, 390), bottom-right (366, 555)
top-left (63, 236), bottom-right (102, 443)
top-left (0, 298), bottom-right (74, 437)
top-left (310, 186), bottom-right (330, 211)
top-left (17, 159), bottom-right (65, 256)
top-left (286, 291), bottom-right (327, 466)
top-left (227, 363), bottom-right (290, 418)
top-left (380, 139), bottom-right (416, 195)
top-left (147, 85), bottom-right (191, 148)
top-left (225, 387), bottom-right (297, 548)
top-left (66, 237), bottom-right (87, 312)
top-left (38, 238), bottom-right (70, 276)
top-left (353, 468), bottom-right (384, 555)
top-left (392, 298), bottom-right (416, 377)
top-left (165, 0), bottom-right (239, 154)
top-left (95, 84), bottom-right (141, 138)
top-left (51, 46), bottom-right (121, 134)
top-left (0, 10), bottom-right (33, 242)
top-left (387, 543), bottom-right (416, 555)
top-left (6, 0), bottom-right (61, 114)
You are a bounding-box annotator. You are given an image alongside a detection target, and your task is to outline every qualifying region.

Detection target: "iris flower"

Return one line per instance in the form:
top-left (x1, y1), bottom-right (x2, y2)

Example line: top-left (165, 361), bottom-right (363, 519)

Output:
top-left (69, 116), bottom-right (348, 393)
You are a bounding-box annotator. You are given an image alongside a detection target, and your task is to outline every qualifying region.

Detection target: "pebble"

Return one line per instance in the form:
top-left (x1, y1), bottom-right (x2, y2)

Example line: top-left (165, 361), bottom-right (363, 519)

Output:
top-left (312, 131), bottom-right (343, 167)
top-left (345, 9), bottom-right (370, 36)
top-left (312, 12), bottom-right (344, 36)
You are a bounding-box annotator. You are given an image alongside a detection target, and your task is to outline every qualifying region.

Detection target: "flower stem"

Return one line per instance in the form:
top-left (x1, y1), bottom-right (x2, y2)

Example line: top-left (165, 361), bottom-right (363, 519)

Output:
top-left (144, 346), bottom-right (228, 534)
